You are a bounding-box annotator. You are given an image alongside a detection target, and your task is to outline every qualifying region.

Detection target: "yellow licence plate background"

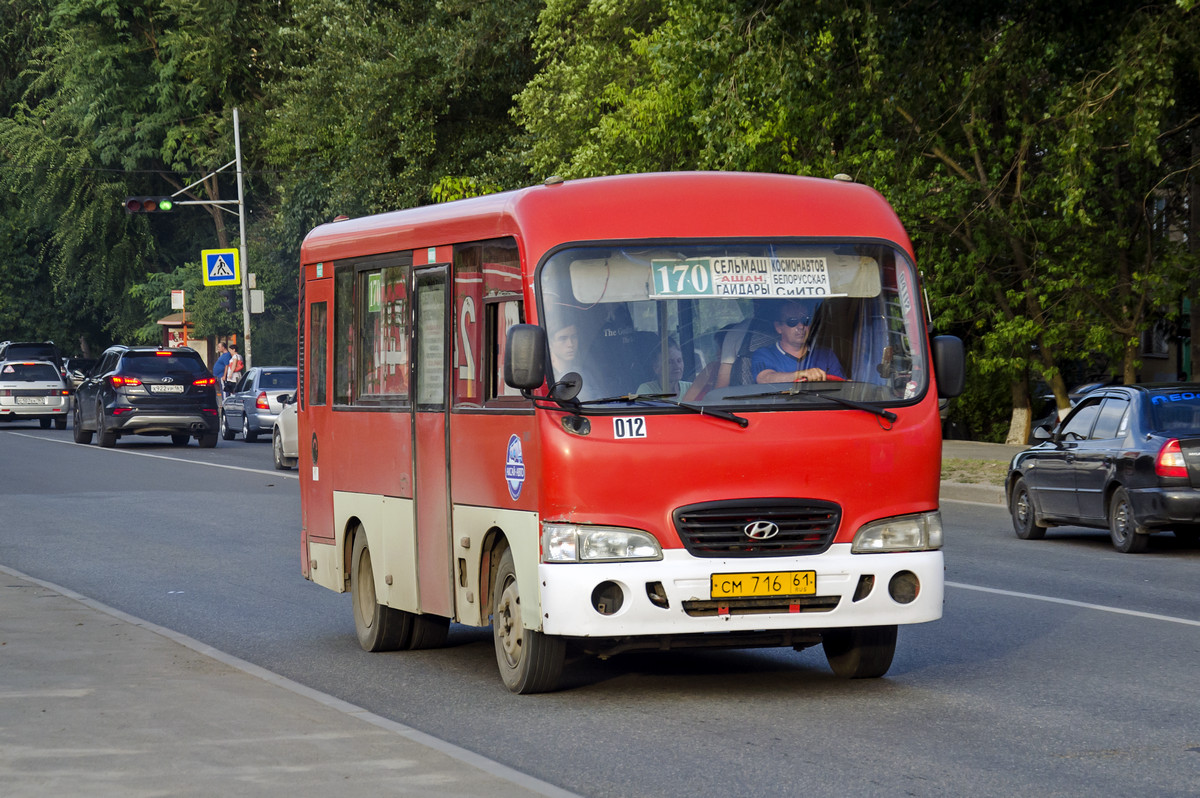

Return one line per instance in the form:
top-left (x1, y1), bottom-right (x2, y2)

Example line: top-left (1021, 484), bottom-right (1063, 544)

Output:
top-left (711, 570), bottom-right (816, 599)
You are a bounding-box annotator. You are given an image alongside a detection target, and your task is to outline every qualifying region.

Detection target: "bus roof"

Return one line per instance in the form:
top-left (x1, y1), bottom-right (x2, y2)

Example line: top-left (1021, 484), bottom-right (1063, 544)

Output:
top-left (299, 172), bottom-right (914, 267)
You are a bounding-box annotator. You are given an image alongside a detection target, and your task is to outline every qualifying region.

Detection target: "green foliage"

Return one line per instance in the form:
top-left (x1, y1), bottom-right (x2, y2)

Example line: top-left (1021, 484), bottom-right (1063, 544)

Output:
top-left (261, 0), bottom-right (540, 233)
top-left (1, 0), bottom-right (1197, 437)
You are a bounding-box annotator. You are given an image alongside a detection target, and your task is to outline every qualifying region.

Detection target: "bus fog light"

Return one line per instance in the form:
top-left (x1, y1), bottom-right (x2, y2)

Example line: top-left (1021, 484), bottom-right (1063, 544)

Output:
top-left (591, 581), bottom-right (625, 615)
top-left (852, 512), bottom-right (943, 553)
top-left (888, 571), bottom-right (920, 604)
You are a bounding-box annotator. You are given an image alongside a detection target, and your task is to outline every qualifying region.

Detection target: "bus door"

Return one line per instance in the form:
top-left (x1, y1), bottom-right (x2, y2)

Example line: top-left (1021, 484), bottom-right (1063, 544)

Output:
top-left (411, 266), bottom-right (454, 617)
top-left (300, 273), bottom-right (334, 576)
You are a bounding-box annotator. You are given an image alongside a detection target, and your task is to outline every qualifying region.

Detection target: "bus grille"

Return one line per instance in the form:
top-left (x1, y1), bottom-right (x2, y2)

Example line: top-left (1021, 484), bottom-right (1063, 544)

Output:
top-left (673, 499), bottom-right (840, 558)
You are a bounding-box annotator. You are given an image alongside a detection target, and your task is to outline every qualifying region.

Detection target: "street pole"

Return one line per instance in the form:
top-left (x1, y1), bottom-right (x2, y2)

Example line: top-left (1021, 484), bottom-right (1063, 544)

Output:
top-left (234, 107), bottom-right (252, 368)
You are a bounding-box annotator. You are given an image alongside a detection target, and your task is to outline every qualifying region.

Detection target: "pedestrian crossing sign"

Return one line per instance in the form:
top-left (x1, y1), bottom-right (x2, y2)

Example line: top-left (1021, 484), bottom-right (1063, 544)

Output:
top-left (201, 248), bottom-right (241, 286)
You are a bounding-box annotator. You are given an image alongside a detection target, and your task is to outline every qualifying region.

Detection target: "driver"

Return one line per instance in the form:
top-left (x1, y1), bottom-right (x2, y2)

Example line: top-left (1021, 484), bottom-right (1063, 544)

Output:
top-left (752, 299), bottom-right (844, 383)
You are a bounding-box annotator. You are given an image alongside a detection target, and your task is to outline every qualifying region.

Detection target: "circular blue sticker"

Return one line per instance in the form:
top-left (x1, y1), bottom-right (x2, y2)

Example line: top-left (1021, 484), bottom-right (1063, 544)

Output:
top-left (505, 434), bottom-right (526, 501)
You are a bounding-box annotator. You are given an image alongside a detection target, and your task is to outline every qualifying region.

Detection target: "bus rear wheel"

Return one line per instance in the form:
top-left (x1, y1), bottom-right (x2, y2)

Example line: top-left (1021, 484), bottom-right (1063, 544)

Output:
top-left (351, 533), bottom-right (413, 652)
top-left (822, 625), bottom-right (897, 679)
top-left (492, 548), bottom-right (564, 694)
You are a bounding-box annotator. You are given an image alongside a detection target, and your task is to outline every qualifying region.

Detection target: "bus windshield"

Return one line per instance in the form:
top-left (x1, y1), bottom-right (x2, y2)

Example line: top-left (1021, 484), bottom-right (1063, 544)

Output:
top-left (538, 242), bottom-right (927, 409)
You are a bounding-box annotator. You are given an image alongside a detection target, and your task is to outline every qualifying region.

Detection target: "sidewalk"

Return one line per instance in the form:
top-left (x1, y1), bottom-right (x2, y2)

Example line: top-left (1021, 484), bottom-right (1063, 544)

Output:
top-left (0, 566), bottom-right (575, 798)
top-left (940, 439), bottom-right (1020, 506)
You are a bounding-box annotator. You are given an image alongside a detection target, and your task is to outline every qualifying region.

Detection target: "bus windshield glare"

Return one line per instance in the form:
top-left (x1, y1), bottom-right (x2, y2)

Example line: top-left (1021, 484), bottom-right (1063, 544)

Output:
top-left (538, 242), bottom-right (926, 408)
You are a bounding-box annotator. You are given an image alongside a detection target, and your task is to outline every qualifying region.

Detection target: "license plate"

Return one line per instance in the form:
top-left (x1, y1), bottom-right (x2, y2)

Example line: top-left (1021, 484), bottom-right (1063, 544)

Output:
top-left (711, 570), bottom-right (816, 599)
top-left (15, 397), bottom-right (43, 405)
top-left (149, 384), bottom-right (185, 394)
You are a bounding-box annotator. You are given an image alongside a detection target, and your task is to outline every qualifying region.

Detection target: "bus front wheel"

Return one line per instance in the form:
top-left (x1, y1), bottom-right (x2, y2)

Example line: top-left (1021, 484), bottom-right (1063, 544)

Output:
top-left (351, 533), bottom-right (413, 652)
top-left (822, 625), bottom-right (897, 679)
top-left (492, 548), bottom-right (564, 694)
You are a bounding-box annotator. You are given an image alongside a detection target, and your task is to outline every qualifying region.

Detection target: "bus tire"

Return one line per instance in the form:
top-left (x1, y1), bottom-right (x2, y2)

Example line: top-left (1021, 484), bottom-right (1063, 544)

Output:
top-left (492, 548), bottom-right (564, 694)
top-left (407, 614), bottom-right (450, 650)
top-left (823, 625), bottom-right (897, 679)
top-left (351, 533), bottom-right (412, 652)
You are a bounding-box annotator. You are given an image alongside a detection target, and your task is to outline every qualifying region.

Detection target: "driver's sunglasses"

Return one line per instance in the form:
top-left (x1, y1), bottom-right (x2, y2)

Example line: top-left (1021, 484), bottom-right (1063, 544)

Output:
top-left (781, 314), bottom-right (812, 328)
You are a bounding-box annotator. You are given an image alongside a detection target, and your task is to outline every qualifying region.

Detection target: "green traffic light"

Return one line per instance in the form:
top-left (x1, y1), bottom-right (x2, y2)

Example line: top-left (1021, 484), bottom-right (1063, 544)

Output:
top-left (158, 199), bottom-right (174, 211)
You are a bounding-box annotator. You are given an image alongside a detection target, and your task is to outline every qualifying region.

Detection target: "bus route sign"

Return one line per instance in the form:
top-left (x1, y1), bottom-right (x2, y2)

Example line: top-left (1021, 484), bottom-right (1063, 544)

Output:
top-left (650, 256), bottom-right (831, 298)
top-left (201, 248), bottom-right (241, 287)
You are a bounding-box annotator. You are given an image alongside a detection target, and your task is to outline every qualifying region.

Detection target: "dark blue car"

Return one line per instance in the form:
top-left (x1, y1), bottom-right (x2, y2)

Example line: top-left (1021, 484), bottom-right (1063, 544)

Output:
top-left (1006, 383), bottom-right (1200, 553)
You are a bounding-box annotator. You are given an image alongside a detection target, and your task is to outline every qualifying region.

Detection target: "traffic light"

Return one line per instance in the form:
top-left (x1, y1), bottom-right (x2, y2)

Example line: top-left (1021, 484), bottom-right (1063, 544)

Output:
top-left (123, 196), bottom-right (175, 213)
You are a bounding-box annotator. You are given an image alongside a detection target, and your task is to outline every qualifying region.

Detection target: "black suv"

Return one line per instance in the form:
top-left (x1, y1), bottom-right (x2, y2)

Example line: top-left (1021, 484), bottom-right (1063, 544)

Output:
top-left (73, 345), bottom-right (219, 447)
top-left (0, 341), bottom-right (66, 377)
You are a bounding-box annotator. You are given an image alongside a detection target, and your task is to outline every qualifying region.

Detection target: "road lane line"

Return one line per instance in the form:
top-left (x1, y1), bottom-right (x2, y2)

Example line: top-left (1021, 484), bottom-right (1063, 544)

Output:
top-left (946, 581), bottom-right (1200, 627)
top-left (3, 430), bottom-right (297, 479)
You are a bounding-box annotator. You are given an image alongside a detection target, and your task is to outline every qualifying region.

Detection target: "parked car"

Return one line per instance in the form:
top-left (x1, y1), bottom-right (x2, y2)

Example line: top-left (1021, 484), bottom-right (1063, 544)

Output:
top-left (73, 345), bottom-right (219, 448)
top-left (221, 366), bottom-right (298, 442)
top-left (0, 341), bottom-right (66, 380)
top-left (0, 360), bottom-right (71, 428)
top-left (272, 394), bottom-right (299, 470)
top-left (1007, 383), bottom-right (1200, 553)
top-left (64, 357), bottom-right (97, 391)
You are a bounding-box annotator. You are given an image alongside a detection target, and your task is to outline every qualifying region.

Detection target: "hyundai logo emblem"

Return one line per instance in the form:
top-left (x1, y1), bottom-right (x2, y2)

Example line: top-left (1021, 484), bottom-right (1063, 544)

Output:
top-left (744, 521), bottom-right (779, 540)
top-left (161, 376), bottom-right (175, 383)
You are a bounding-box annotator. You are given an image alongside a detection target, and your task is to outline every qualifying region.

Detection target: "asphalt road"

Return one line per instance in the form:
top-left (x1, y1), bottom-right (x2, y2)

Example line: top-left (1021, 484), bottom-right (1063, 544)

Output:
top-left (2, 422), bottom-right (1198, 797)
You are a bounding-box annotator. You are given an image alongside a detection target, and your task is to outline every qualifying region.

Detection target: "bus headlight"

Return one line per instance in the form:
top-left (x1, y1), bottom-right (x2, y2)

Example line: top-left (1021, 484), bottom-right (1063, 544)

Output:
top-left (543, 524), bottom-right (663, 562)
top-left (852, 512), bottom-right (943, 553)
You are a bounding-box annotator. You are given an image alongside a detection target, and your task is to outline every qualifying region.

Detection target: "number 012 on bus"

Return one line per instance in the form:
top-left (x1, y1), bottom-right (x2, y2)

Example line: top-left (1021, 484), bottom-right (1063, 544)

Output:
top-left (296, 172), bottom-right (965, 694)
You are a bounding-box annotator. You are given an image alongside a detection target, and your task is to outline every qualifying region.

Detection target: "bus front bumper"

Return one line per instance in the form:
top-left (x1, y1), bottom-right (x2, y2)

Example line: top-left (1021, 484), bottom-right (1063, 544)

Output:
top-left (537, 545), bottom-right (943, 639)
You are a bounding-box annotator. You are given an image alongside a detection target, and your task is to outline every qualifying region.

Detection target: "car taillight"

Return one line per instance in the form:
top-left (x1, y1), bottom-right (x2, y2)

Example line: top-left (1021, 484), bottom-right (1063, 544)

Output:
top-left (1155, 439), bottom-right (1188, 478)
top-left (109, 375), bottom-right (142, 388)
top-left (256, 391), bottom-right (270, 410)
top-left (193, 376), bottom-right (216, 387)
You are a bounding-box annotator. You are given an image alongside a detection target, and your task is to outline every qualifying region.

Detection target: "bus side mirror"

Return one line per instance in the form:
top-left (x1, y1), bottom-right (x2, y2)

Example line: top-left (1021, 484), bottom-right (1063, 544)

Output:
top-left (932, 335), bottom-right (965, 398)
top-left (504, 324), bottom-right (546, 390)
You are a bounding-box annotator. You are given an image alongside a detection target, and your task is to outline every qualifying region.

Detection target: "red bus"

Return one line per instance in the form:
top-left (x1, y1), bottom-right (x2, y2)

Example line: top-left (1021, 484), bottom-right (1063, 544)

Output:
top-left (297, 172), bottom-right (964, 693)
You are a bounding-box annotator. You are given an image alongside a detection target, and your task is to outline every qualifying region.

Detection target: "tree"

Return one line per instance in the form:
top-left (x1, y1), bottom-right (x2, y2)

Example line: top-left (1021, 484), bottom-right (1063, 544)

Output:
top-left (260, 0), bottom-right (541, 238)
top-left (516, 0), bottom-right (1200, 442)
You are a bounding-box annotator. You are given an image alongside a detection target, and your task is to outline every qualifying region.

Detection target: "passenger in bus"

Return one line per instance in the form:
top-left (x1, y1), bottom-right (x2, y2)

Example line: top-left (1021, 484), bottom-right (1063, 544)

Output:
top-left (548, 322), bottom-right (601, 399)
top-left (636, 340), bottom-right (692, 397)
top-left (549, 323), bottom-right (581, 376)
top-left (751, 299), bottom-right (844, 383)
top-left (681, 323), bottom-right (759, 400)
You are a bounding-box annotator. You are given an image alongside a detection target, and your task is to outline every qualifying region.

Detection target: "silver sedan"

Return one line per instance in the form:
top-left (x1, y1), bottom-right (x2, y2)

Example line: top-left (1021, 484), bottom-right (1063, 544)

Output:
top-left (221, 366), bottom-right (297, 442)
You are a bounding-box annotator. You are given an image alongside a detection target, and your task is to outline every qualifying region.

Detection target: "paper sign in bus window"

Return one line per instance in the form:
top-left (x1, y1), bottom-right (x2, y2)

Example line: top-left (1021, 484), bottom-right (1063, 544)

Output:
top-left (650, 257), bottom-right (833, 298)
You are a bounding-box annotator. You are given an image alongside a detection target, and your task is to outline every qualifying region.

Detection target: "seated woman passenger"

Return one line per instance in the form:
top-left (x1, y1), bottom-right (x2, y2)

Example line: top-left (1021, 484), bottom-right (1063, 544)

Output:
top-left (636, 340), bottom-right (692, 397)
top-left (751, 299), bottom-right (844, 383)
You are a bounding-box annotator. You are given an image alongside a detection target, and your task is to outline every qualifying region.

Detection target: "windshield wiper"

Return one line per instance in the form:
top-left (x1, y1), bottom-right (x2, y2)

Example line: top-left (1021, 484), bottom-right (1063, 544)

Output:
top-left (576, 392), bottom-right (748, 428)
top-left (741, 385), bottom-right (898, 422)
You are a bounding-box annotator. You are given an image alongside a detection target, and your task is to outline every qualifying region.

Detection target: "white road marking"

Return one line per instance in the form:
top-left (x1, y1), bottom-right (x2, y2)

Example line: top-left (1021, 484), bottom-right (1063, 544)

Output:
top-left (946, 581), bottom-right (1200, 627)
top-left (4, 430), bottom-right (297, 479)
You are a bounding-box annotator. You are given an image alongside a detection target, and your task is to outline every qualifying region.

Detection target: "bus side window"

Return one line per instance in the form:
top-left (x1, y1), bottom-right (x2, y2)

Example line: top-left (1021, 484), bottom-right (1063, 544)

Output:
top-left (486, 298), bottom-right (525, 402)
top-left (309, 301), bottom-right (327, 406)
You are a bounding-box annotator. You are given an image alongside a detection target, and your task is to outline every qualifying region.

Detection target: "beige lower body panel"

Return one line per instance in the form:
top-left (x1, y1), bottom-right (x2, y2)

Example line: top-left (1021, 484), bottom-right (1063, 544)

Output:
top-left (307, 493), bottom-right (540, 629)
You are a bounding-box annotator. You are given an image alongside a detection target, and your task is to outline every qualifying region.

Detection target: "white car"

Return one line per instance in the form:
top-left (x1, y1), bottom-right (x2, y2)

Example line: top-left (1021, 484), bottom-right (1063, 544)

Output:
top-left (272, 395), bottom-right (299, 470)
top-left (0, 360), bottom-right (71, 429)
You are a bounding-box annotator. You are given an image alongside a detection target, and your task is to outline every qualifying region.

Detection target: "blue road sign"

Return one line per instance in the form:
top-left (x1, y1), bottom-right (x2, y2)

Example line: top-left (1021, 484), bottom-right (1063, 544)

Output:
top-left (202, 248), bottom-right (241, 286)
